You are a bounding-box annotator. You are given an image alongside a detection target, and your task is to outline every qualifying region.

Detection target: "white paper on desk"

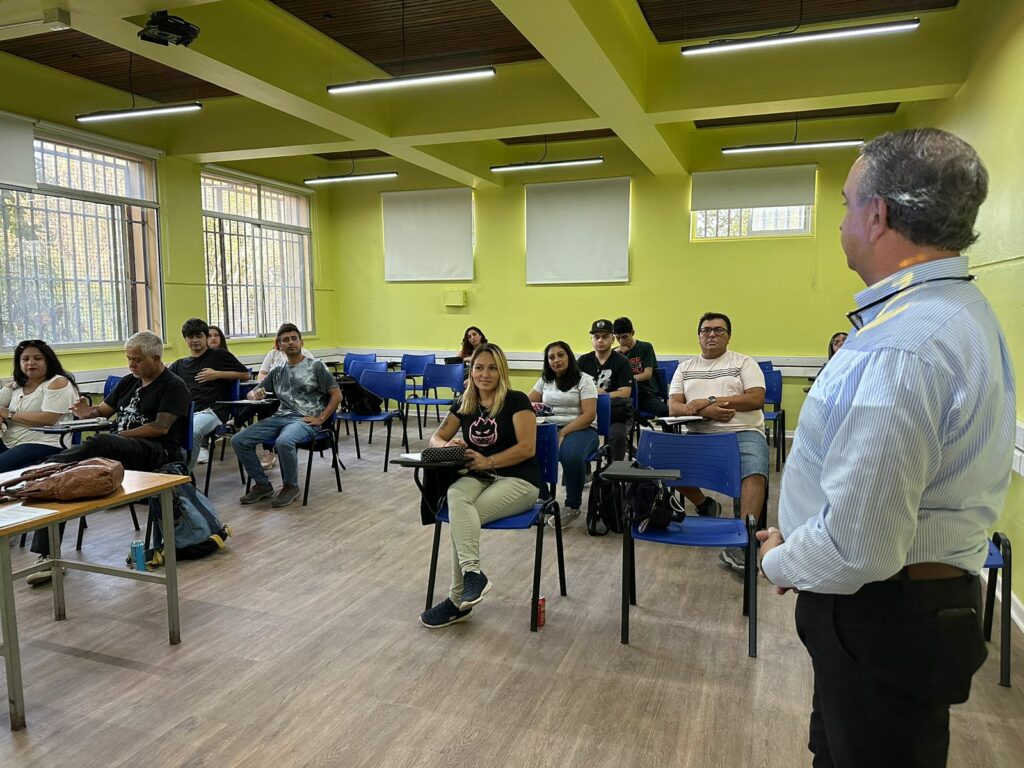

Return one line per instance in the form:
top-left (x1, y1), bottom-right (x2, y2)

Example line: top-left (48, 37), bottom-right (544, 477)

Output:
top-left (220, 399), bottom-right (276, 405)
top-left (69, 418), bottom-right (114, 428)
top-left (656, 416), bottom-right (704, 424)
top-left (400, 453), bottom-right (423, 461)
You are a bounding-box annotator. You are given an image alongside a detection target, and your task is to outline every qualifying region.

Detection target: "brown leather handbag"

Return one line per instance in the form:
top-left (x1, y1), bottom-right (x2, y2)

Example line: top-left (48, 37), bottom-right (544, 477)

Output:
top-left (0, 458), bottom-right (125, 502)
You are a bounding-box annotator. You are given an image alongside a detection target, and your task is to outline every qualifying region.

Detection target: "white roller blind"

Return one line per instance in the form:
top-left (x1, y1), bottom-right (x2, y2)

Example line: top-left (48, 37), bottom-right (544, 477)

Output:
top-left (526, 177), bottom-right (630, 285)
top-left (0, 112), bottom-right (38, 189)
top-left (691, 165), bottom-right (816, 210)
top-left (383, 187), bottom-right (473, 281)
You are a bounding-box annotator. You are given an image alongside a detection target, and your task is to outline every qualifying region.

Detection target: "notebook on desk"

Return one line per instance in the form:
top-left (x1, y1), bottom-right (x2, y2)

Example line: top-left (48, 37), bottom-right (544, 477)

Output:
top-left (654, 416), bottom-right (704, 425)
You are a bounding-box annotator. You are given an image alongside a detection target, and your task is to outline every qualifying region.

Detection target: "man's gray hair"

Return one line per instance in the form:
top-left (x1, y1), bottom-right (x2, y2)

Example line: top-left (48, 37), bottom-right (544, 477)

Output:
top-left (125, 330), bottom-right (164, 358)
top-left (857, 128), bottom-right (988, 252)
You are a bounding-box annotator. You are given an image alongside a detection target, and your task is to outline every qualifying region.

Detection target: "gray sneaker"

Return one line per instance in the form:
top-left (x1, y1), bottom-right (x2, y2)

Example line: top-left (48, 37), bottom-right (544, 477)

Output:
top-left (696, 496), bottom-right (723, 517)
top-left (271, 484), bottom-right (302, 508)
top-left (26, 555), bottom-right (63, 587)
top-left (240, 483), bottom-right (275, 504)
top-left (719, 547), bottom-right (746, 574)
top-left (547, 506), bottom-right (581, 528)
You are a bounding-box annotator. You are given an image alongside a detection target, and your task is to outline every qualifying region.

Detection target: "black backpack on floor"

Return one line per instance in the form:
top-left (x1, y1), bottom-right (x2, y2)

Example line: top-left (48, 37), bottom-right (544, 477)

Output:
top-left (337, 375), bottom-right (383, 416)
top-left (586, 458), bottom-right (622, 536)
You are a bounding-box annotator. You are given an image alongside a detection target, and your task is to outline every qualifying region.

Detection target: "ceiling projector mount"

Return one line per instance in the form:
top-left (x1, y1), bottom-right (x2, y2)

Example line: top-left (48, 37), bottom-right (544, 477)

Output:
top-left (137, 11), bottom-right (199, 47)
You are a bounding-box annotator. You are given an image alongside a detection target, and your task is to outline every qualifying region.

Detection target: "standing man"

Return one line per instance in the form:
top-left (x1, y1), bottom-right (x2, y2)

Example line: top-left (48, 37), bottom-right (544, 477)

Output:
top-left (577, 319), bottom-right (634, 461)
top-left (168, 318), bottom-right (249, 470)
top-left (759, 129), bottom-right (1014, 767)
top-left (668, 312), bottom-right (767, 572)
top-left (614, 317), bottom-right (667, 418)
top-left (232, 323), bottom-right (341, 508)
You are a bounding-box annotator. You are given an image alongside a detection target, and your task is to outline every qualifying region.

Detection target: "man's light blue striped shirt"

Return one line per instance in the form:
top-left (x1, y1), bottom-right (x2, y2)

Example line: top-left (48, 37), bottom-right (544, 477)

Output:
top-left (762, 256), bottom-right (1016, 594)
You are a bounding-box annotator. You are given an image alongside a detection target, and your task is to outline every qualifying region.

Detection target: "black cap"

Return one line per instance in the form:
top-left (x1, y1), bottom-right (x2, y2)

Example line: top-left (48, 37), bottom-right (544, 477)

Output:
top-left (590, 319), bottom-right (613, 335)
top-left (613, 317), bottom-right (633, 334)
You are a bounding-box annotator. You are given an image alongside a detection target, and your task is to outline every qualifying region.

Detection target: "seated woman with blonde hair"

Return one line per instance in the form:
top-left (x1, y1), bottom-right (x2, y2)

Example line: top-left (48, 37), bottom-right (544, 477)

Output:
top-left (422, 343), bottom-right (541, 628)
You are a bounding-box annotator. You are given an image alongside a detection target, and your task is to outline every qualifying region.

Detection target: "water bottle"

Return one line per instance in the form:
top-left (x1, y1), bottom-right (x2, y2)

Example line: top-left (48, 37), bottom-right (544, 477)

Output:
top-left (131, 539), bottom-right (147, 572)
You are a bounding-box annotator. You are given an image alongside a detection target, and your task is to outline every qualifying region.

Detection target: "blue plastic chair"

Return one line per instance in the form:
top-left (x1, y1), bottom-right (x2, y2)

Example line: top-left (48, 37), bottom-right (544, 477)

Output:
top-left (407, 363), bottom-right (466, 439)
top-left (344, 352), bottom-right (377, 373)
top-left (622, 430), bottom-right (758, 656)
top-left (102, 374), bottom-right (123, 400)
top-left (983, 532), bottom-right (1012, 687)
top-left (402, 353), bottom-right (436, 395)
top-left (757, 360), bottom-right (774, 373)
top-left (762, 370), bottom-right (786, 471)
top-left (347, 359), bottom-right (387, 384)
top-left (425, 422), bottom-right (566, 631)
top-left (657, 359), bottom-right (679, 389)
top-left (337, 370), bottom-right (409, 471)
top-left (249, 411), bottom-right (343, 506)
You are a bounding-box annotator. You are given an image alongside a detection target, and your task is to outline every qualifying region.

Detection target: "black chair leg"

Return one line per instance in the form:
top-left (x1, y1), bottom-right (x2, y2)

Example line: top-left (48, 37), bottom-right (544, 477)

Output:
top-left (204, 436), bottom-right (215, 496)
top-left (331, 434), bottom-right (344, 491)
top-left (302, 445), bottom-right (315, 506)
top-left (426, 521), bottom-right (442, 611)
top-left (19, 532), bottom-right (26, 547)
top-left (552, 504), bottom-right (567, 596)
top-left (383, 419), bottom-right (393, 472)
top-left (416, 405), bottom-right (424, 440)
top-left (401, 407), bottom-right (410, 451)
top-left (999, 534), bottom-right (1011, 687)
top-left (531, 519), bottom-right (544, 632)
top-left (129, 504), bottom-right (140, 531)
top-left (145, 512), bottom-right (153, 550)
top-left (76, 516), bottom-right (87, 551)
top-left (984, 563), bottom-right (998, 640)
top-left (621, 521), bottom-right (632, 645)
top-left (352, 422), bottom-right (362, 459)
top-left (746, 515), bottom-right (758, 658)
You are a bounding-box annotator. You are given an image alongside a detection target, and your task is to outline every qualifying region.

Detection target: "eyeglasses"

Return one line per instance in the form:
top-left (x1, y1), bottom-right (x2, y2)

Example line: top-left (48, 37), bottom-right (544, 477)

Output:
top-left (698, 327), bottom-right (729, 337)
top-left (846, 276), bottom-right (974, 330)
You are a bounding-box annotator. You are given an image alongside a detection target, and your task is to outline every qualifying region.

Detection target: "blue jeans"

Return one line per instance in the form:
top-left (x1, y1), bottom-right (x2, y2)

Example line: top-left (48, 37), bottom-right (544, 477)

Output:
top-left (559, 427), bottom-right (599, 509)
top-left (231, 414), bottom-right (316, 487)
top-left (0, 441), bottom-right (61, 472)
top-left (190, 408), bottom-right (223, 472)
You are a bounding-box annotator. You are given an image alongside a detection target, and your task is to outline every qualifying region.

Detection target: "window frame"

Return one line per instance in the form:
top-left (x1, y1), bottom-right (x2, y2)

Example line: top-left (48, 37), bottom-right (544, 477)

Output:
top-left (200, 171), bottom-right (315, 340)
top-left (0, 134), bottom-right (162, 352)
top-left (690, 204), bottom-right (814, 242)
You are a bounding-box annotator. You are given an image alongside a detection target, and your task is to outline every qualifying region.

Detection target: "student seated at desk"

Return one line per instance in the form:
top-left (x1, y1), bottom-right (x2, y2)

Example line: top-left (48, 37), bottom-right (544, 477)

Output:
top-left (528, 341), bottom-right (598, 527)
top-left (232, 323), bottom-right (340, 509)
top-left (207, 324), bottom-right (229, 350)
top-left (26, 331), bottom-right (190, 583)
top-left (0, 339), bottom-right (77, 472)
top-left (458, 326), bottom-right (488, 360)
top-left (422, 343), bottom-right (540, 628)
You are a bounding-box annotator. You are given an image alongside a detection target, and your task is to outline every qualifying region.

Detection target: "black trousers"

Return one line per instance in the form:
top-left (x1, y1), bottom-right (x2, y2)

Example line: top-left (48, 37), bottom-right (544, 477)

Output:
top-left (637, 389), bottom-right (668, 417)
top-left (31, 434), bottom-right (173, 557)
top-left (795, 576), bottom-right (987, 768)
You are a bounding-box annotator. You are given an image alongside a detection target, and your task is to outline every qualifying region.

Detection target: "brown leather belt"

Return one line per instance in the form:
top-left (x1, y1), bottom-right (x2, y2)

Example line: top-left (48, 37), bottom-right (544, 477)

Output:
top-left (887, 562), bottom-right (967, 581)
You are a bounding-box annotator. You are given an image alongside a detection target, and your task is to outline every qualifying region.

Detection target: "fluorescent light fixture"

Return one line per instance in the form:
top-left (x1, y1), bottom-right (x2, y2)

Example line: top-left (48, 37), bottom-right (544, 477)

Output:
top-left (490, 157), bottom-right (604, 173)
top-left (682, 18), bottom-right (919, 57)
top-left (327, 66), bottom-right (495, 95)
top-left (76, 102), bottom-right (203, 123)
top-left (304, 172), bottom-right (399, 185)
top-left (722, 139), bottom-right (864, 155)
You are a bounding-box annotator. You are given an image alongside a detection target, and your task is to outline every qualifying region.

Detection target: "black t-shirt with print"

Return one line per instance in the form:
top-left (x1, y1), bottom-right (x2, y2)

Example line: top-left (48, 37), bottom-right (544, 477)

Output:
top-left (621, 340), bottom-right (659, 396)
top-left (577, 350), bottom-right (635, 394)
top-left (448, 390), bottom-right (541, 488)
top-left (169, 347), bottom-right (249, 421)
top-left (104, 368), bottom-right (191, 454)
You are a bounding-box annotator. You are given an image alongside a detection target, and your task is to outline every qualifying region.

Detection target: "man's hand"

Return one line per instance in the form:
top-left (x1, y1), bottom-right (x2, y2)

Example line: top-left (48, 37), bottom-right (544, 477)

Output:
top-left (248, 387), bottom-right (266, 401)
top-left (301, 415), bottom-right (322, 427)
top-left (756, 527), bottom-right (797, 595)
top-left (71, 397), bottom-right (94, 419)
top-left (195, 368), bottom-right (220, 383)
top-left (702, 403), bottom-right (736, 422)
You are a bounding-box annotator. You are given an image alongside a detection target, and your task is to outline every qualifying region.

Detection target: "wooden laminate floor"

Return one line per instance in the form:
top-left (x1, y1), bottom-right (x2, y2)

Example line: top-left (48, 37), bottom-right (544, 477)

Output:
top-left (2, 427), bottom-right (1023, 767)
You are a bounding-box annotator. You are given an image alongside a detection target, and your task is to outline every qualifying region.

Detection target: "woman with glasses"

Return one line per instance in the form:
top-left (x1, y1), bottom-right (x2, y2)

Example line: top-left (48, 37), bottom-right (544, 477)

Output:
top-left (421, 343), bottom-right (541, 628)
top-left (0, 339), bottom-right (77, 472)
top-left (528, 340), bottom-right (598, 526)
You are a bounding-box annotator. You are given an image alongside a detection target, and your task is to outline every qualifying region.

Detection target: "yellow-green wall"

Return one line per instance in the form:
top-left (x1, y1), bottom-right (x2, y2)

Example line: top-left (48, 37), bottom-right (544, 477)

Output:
top-left (903, 0), bottom-right (1024, 598)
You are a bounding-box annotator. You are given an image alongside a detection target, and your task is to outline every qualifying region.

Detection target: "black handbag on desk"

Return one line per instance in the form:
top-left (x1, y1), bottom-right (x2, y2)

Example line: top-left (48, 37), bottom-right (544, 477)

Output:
top-left (421, 446), bottom-right (467, 464)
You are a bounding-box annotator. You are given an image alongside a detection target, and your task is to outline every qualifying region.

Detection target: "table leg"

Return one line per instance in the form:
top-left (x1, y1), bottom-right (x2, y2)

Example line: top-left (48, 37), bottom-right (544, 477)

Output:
top-left (159, 489), bottom-right (181, 645)
top-left (49, 523), bottom-right (66, 621)
top-left (0, 537), bottom-right (26, 730)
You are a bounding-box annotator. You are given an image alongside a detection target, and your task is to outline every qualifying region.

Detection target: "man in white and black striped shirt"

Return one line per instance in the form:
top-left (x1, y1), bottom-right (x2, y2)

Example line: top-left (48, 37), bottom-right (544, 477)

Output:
top-left (760, 129), bottom-right (1015, 767)
top-left (668, 312), bottom-right (768, 572)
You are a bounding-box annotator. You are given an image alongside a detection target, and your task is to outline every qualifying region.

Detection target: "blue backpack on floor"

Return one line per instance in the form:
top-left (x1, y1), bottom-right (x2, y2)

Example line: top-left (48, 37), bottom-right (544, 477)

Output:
top-left (140, 464), bottom-right (231, 567)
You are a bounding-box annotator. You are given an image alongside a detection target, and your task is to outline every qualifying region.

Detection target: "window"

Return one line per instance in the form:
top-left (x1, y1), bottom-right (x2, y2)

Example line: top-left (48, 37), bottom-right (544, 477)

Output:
top-left (0, 138), bottom-right (160, 348)
top-left (201, 174), bottom-right (312, 338)
top-left (692, 205), bottom-right (812, 240)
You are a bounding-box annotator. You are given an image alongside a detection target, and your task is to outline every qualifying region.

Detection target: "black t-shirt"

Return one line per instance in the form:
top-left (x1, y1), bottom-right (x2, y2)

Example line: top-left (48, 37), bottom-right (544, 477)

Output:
top-left (621, 340), bottom-right (659, 396)
top-left (169, 348), bottom-right (248, 421)
top-left (104, 368), bottom-right (191, 454)
top-left (448, 390), bottom-right (541, 488)
top-left (577, 350), bottom-right (635, 394)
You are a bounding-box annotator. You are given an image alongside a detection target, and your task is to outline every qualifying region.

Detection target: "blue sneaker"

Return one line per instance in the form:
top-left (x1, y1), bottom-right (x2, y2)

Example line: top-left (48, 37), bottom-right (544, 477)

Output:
top-left (420, 599), bottom-right (472, 628)
top-left (459, 570), bottom-right (492, 609)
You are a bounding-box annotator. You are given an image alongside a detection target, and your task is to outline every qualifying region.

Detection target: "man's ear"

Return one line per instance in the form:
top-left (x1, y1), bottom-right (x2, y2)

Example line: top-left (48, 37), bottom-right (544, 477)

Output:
top-left (868, 196), bottom-right (888, 244)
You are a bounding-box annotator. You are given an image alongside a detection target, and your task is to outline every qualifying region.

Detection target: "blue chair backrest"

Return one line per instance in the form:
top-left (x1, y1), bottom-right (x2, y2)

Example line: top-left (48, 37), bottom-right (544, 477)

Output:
top-left (360, 370), bottom-right (407, 404)
top-left (182, 402), bottom-right (195, 456)
top-left (654, 368), bottom-right (670, 399)
top-left (636, 430), bottom-right (742, 498)
top-left (103, 374), bottom-right (123, 399)
top-left (763, 369), bottom-right (783, 408)
top-left (228, 379), bottom-right (241, 401)
top-left (422, 363), bottom-right (466, 394)
top-left (596, 392), bottom-right (611, 437)
top-left (401, 353), bottom-right (436, 376)
top-left (344, 352), bottom-right (376, 373)
top-left (536, 422), bottom-right (559, 490)
top-left (348, 360), bottom-right (387, 383)
top-left (657, 359), bottom-right (679, 383)
top-left (757, 360), bottom-right (774, 373)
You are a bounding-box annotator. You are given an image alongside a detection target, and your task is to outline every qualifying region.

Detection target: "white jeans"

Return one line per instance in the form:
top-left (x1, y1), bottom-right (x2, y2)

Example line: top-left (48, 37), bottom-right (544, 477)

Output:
top-left (189, 408), bottom-right (223, 471)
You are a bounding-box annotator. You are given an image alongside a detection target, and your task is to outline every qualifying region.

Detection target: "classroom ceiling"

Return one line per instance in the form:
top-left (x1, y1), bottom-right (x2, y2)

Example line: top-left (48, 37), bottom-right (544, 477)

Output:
top-left (0, 0), bottom-right (976, 188)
